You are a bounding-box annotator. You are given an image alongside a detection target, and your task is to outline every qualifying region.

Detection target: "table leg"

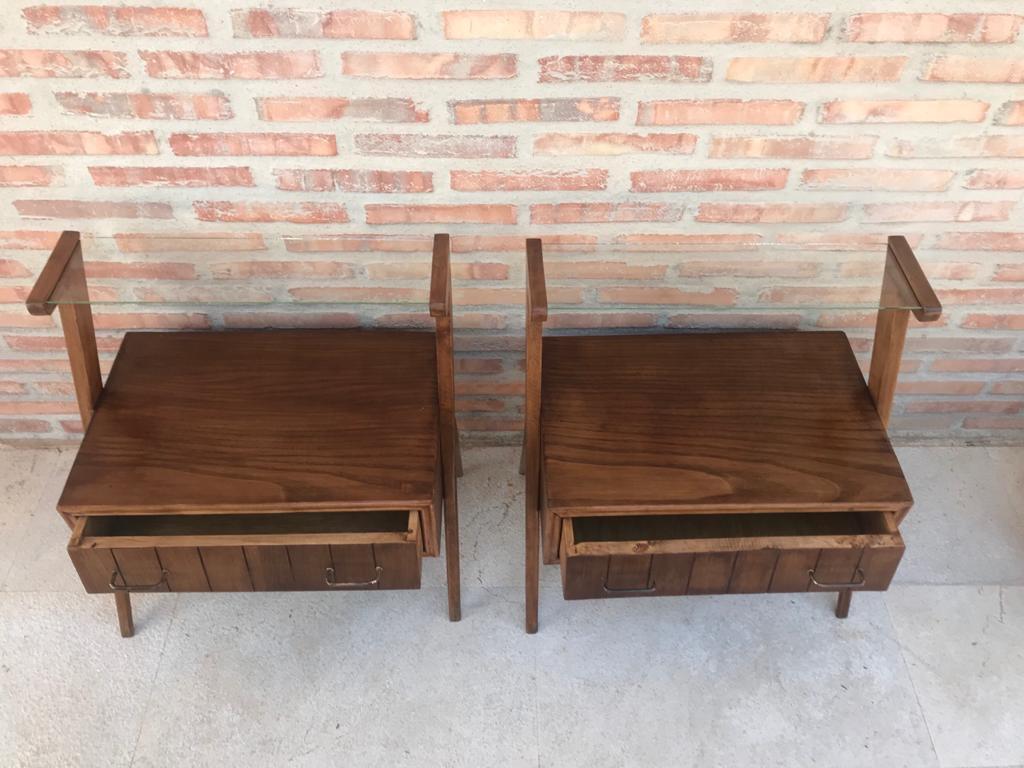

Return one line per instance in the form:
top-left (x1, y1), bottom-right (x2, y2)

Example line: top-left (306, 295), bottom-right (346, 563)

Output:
top-left (114, 592), bottom-right (134, 638)
top-left (835, 589), bottom-right (852, 619)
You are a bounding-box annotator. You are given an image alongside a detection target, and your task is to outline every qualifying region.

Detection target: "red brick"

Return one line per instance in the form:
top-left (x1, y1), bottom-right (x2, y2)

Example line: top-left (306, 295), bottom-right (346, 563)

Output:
top-left (696, 203), bottom-right (847, 223)
top-left (210, 261), bottom-right (352, 279)
top-left (907, 338), bottom-right (1016, 355)
top-left (709, 135), bottom-right (875, 159)
top-left (14, 199), bottom-right (172, 219)
top-left (456, 358), bottom-right (504, 375)
top-left (820, 99), bottom-right (988, 123)
top-left (964, 170), bottom-right (1024, 190)
top-left (115, 233), bottom-right (265, 252)
top-left (0, 382), bottom-right (28, 395)
top-left (678, 260), bottom-right (820, 278)
top-left (0, 93), bottom-right (31, 115)
top-left (0, 419), bottom-right (51, 434)
top-left (727, 56), bottom-right (906, 82)
top-left (456, 417), bottom-right (521, 432)
top-left (531, 203), bottom-right (681, 224)
top-left (931, 358), bottom-right (1024, 373)
top-left (863, 201), bottom-right (1015, 223)
top-left (991, 382), bottom-right (1024, 395)
top-left (366, 204), bottom-right (516, 225)
top-left (614, 234), bottom-right (761, 251)
top-left (232, 9), bottom-right (415, 39)
top-left (283, 235), bottom-right (429, 253)
top-left (89, 166), bottom-right (252, 187)
top-left (998, 102), bottom-right (1024, 125)
top-left (841, 261), bottom-right (978, 280)
top-left (760, 286), bottom-right (880, 305)
top-left (0, 50), bottom-right (128, 77)
top-left (0, 130), bottom-right (156, 155)
top-left (802, 168), bottom-right (952, 191)
top-left (935, 233), bottom-right (1024, 251)
top-left (845, 14), bottom-right (1022, 43)
top-left (0, 258), bottom-right (30, 277)
top-left (343, 52), bottom-right (515, 79)
top-left (274, 169), bottom-right (432, 193)
top-left (632, 168), bottom-right (788, 192)
top-left (289, 287), bottom-right (424, 304)
top-left (923, 57), bottom-right (1024, 83)
top-left (641, 13), bottom-right (827, 43)
top-left (364, 262), bottom-right (508, 281)
top-left (194, 201), bottom-right (348, 224)
top-left (23, 5), bottom-right (207, 36)
top-left (534, 132), bottom-right (696, 155)
top-left (0, 230), bottom-right (60, 249)
top-left (451, 169), bottom-right (606, 192)
top-left (940, 288), bottom-right (1024, 303)
top-left (961, 314), bottom-right (1024, 330)
top-left (87, 262), bottom-right (196, 279)
top-left (598, 286), bottom-right (737, 305)
top-left (444, 10), bottom-right (624, 40)
top-left (543, 261), bottom-right (666, 280)
top-left (638, 99), bottom-right (803, 125)
top-left (56, 90), bottom-right (232, 119)
top-left (0, 312), bottom-right (54, 329)
top-left (256, 97), bottom-right (427, 123)
top-left (91, 313), bottom-right (209, 330)
top-left (170, 132), bottom-right (335, 156)
top-left (547, 313), bottom-right (658, 330)
top-left (887, 135), bottom-right (1024, 158)
top-left (355, 133), bottom-right (515, 158)
top-left (897, 381), bottom-right (986, 395)
top-left (995, 264), bottom-right (1024, 281)
top-left (964, 416), bottom-right (1024, 430)
top-left (141, 51), bottom-right (320, 79)
top-left (775, 232), bottom-right (923, 251)
top-left (906, 401), bottom-right (1020, 415)
top-left (539, 55), bottom-right (709, 82)
top-left (452, 98), bottom-right (618, 124)
top-left (0, 165), bottom-right (59, 186)
top-left (451, 235), bottom-right (595, 253)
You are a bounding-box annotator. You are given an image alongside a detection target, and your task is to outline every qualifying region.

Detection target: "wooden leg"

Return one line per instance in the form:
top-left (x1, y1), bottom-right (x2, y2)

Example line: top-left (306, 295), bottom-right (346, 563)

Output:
top-left (454, 428), bottom-right (464, 479)
top-left (114, 591), bottom-right (134, 638)
top-left (443, 488), bottom-right (461, 621)
top-left (835, 589), bottom-right (852, 619)
top-left (525, 494), bottom-right (540, 634)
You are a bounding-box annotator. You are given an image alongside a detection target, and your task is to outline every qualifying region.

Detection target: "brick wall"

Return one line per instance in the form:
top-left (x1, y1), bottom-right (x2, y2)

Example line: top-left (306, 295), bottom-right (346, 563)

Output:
top-left (0, 3), bottom-right (1022, 444)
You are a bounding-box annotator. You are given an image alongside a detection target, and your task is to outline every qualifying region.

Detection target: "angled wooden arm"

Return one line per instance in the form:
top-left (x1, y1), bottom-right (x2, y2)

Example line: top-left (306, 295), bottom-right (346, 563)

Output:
top-left (429, 233), bottom-right (461, 621)
top-left (25, 231), bottom-right (103, 429)
top-left (868, 236), bottom-right (943, 427)
top-left (524, 237), bottom-right (547, 633)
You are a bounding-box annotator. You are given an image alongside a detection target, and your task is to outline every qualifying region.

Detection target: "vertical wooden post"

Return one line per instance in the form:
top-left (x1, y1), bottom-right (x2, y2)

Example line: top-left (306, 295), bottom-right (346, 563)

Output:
top-left (114, 591), bottom-right (134, 638)
top-left (26, 231), bottom-right (103, 429)
top-left (430, 233), bottom-right (461, 622)
top-left (524, 238), bottom-right (548, 634)
top-left (867, 236), bottom-right (942, 428)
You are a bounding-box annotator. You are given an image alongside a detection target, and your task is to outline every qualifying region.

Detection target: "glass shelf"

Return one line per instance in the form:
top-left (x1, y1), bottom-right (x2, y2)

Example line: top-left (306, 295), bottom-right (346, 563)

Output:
top-left (9, 232), bottom-right (930, 313)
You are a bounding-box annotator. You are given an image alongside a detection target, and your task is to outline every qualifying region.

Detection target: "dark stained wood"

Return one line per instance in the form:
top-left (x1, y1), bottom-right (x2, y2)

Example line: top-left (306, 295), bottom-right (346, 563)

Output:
top-left (374, 542), bottom-right (422, 589)
top-left (115, 592), bottom-right (134, 638)
top-left (649, 554), bottom-right (694, 595)
top-left (542, 332), bottom-right (912, 519)
top-left (887, 235), bottom-right (942, 322)
top-left (25, 230), bottom-right (81, 316)
top-left (67, 542), bottom-right (117, 594)
top-left (199, 547), bottom-right (253, 591)
top-left (328, 544), bottom-right (378, 587)
top-left (728, 550), bottom-right (779, 594)
top-left (769, 550), bottom-right (819, 592)
top-left (288, 545), bottom-right (335, 589)
top-left (430, 233), bottom-right (461, 621)
top-left (112, 548), bottom-right (169, 592)
top-left (58, 329), bottom-right (440, 515)
top-left (158, 547), bottom-right (210, 591)
top-left (835, 590), bottom-right (853, 619)
top-left (605, 556), bottom-right (652, 591)
top-left (245, 546), bottom-right (294, 590)
top-left (687, 553), bottom-right (737, 595)
top-left (524, 238), bottom-right (547, 633)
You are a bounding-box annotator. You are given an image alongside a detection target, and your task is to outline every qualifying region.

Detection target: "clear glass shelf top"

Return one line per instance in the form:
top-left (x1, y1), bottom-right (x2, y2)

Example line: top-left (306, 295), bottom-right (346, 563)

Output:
top-left (11, 232), bottom-right (932, 313)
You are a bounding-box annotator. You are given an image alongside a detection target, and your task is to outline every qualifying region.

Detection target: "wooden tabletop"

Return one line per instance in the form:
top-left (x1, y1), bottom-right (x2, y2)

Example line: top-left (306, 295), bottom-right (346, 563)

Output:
top-left (541, 331), bottom-right (912, 515)
top-left (58, 329), bottom-right (439, 515)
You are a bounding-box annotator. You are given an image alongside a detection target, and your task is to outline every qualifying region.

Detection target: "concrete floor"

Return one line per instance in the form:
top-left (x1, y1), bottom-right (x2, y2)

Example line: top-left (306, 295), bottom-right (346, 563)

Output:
top-left (0, 445), bottom-right (1022, 768)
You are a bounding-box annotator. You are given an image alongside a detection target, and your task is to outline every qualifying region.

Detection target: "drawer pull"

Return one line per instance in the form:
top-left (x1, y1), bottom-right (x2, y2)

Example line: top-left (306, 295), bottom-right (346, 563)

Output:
top-left (603, 580), bottom-right (657, 595)
top-left (108, 570), bottom-right (168, 592)
top-left (324, 566), bottom-right (383, 588)
top-left (808, 568), bottom-right (866, 590)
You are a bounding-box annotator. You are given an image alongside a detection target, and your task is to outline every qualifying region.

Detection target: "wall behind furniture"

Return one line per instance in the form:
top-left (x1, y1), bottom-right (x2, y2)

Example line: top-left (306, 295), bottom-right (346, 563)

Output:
top-left (0, 1), bottom-right (1022, 444)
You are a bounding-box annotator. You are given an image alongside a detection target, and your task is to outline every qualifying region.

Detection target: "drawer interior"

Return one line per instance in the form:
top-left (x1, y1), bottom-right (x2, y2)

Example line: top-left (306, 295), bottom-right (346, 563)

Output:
top-left (80, 509), bottom-right (412, 539)
top-left (572, 510), bottom-right (896, 545)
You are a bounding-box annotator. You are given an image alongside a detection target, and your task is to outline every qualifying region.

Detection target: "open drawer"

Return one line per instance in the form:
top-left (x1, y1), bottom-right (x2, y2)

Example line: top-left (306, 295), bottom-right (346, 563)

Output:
top-left (560, 511), bottom-right (904, 600)
top-left (68, 510), bottom-right (422, 593)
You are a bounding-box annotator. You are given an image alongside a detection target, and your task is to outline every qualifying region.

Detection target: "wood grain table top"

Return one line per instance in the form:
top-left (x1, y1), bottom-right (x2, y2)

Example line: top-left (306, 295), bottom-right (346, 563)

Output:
top-left (59, 329), bottom-right (440, 515)
top-left (541, 331), bottom-right (912, 515)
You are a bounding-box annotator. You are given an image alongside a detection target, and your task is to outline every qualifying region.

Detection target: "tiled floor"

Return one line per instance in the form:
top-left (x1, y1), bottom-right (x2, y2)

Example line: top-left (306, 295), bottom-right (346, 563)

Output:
top-left (0, 444), bottom-right (1022, 768)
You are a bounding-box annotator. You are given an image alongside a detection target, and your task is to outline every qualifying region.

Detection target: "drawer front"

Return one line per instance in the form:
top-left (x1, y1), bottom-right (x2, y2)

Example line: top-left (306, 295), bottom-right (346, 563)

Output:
top-left (68, 510), bottom-right (422, 594)
top-left (560, 512), bottom-right (904, 600)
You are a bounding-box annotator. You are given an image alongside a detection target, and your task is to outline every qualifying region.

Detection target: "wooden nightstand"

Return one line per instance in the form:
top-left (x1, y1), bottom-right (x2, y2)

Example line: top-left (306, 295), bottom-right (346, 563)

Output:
top-left (523, 236), bottom-right (941, 633)
top-left (27, 231), bottom-right (462, 636)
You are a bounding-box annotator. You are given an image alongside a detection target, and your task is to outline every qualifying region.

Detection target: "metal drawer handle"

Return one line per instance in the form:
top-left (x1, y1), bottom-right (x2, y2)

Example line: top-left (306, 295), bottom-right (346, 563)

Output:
top-left (808, 568), bottom-right (866, 590)
top-left (603, 580), bottom-right (657, 595)
top-left (324, 566), bottom-right (383, 588)
top-left (109, 570), bottom-right (168, 592)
